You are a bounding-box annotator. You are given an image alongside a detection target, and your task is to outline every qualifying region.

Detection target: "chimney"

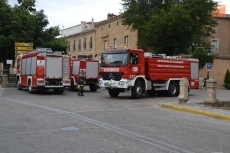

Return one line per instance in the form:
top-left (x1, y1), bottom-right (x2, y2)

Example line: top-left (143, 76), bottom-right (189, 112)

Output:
top-left (107, 13), bottom-right (116, 19)
top-left (91, 18), bottom-right (94, 28)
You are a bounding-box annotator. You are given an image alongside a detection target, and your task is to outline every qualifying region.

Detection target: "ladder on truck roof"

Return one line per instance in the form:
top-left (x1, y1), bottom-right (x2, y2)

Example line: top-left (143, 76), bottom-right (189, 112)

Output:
top-left (144, 52), bottom-right (199, 61)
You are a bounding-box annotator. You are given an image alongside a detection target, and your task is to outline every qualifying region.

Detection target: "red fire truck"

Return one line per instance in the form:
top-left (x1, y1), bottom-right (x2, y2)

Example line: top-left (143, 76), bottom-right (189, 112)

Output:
top-left (16, 48), bottom-right (71, 94)
top-left (98, 47), bottom-right (199, 99)
top-left (69, 58), bottom-right (99, 91)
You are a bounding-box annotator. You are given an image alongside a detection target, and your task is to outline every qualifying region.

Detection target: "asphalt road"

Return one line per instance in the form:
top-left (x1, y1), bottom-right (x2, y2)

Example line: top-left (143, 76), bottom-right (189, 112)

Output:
top-left (0, 88), bottom-right (230, 153)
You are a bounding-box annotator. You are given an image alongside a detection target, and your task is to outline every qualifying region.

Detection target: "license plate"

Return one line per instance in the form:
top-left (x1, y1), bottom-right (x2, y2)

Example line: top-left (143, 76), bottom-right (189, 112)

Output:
top-left (104, 82), bottom-right (109, 86)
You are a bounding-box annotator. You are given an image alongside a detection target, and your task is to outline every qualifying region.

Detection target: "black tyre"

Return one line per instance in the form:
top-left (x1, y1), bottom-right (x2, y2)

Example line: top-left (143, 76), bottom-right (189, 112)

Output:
top-left (28, 80), bottom-right (34, 94)
top-left (167, 82), bottom-right (179, 97)
top-left (17, 79), bottom-right (22, 90)
top-left (53, 89), bottom-right (65, 94)
top-left (89, 84), bottom-right (97, 92)
top-left (131, 81), bottom-right (143, 99)
top-left (108, 89), bottom-right (119, 97)
top-left (69, 79), bottom-right (75, 91)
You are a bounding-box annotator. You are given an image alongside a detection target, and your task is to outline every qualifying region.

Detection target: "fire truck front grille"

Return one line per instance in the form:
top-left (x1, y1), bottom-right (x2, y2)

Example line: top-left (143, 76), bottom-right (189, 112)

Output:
top-left (102, 72), bottom-right (122, 81)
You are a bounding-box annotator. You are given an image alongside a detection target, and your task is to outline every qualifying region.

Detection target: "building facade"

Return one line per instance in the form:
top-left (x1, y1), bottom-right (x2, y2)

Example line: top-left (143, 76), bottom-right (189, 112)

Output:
top-left (94, 14), bottom-right (138, 55)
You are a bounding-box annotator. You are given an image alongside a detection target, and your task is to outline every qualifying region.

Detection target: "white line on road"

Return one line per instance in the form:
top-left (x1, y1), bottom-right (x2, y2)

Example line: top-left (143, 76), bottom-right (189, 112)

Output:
top-left (1, 97), bottom-right (193, 153)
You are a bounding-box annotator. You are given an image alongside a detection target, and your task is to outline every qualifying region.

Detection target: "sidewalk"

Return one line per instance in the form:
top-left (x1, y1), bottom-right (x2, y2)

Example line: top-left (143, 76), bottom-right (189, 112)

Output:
top-left (160, 89), bottom-right (230, 122)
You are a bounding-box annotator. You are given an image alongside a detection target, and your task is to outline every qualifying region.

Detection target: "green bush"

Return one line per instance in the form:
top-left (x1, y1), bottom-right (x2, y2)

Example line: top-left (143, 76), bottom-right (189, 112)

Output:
top-left (192, 50), bottom-right (214, 69)
top-left (223, 69), bottom-right (230, 89)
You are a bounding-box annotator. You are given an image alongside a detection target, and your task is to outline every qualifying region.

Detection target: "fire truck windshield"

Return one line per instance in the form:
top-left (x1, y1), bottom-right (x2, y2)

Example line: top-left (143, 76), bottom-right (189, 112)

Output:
top-left (101, 53), bottom-right (128, 67)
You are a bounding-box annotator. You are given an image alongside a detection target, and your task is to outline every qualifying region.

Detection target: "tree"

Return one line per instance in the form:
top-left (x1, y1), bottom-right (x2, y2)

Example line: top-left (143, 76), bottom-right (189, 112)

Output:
top-left (0, 0), bottom-right (68, 68)
top-left (121, 0), bottom-right (218, 55)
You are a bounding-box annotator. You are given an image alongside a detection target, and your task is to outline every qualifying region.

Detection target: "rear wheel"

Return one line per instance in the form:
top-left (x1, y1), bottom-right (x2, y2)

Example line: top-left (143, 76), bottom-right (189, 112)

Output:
top-left (89, 84), bottom-right (97, 92)
top-left (28, 80), bottom-right (34, 94)
top-left (17, 79), bottom-right (22, 90)
top-left (167, 82), bottom-right (179, 97)
top-left (108, 89), bottom-right (119, 97)
top-left (69, 79), bottom-right (75, 91)
top-left (53, 89), bottom-right (65, 94)
top-left (131, 81), bottom-right (143, 99)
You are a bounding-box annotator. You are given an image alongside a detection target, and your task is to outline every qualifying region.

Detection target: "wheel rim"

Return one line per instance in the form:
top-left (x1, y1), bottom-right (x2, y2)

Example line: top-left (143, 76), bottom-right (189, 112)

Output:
top-left (136, 86), bottom-right (142, 96)
top-left (171, 85), bottom-right (176, 94)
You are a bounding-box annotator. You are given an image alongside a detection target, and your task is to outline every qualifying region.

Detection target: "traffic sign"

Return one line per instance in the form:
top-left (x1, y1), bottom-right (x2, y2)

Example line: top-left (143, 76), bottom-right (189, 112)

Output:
top-left (206, 63), bottom-right (212, 71)
top-left (15, 42), bottom-right (33, 47)
top-left (15, 47), bottom-right (33, 51)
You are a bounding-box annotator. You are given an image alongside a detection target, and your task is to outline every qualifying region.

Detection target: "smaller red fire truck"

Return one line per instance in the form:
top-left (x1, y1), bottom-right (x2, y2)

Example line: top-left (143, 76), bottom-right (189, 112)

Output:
top-left (99, 47), bottom-right (199, 99)
top-left (15, 48), bottom-right (71, 94)
top-left (69, 58), bottom-right (99, 91)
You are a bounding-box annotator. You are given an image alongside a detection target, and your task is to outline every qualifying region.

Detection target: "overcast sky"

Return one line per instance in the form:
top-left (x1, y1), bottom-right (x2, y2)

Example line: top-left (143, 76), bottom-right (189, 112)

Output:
top-left (8, 0), bottom-right (229, 29)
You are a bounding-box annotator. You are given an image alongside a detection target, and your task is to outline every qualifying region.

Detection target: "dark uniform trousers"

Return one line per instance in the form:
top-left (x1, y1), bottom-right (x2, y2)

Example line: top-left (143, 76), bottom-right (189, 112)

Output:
top-left (78, 74), bottom-right (85, 96)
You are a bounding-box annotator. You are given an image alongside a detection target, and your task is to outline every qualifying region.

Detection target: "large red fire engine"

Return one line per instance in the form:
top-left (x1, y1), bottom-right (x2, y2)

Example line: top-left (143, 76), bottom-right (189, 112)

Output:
top-left (69, 58), bottom-right (99, 91)
top-left (99, 47), bottom-right (199, 99)
top-left (15, 48), bottom-right (71, 94)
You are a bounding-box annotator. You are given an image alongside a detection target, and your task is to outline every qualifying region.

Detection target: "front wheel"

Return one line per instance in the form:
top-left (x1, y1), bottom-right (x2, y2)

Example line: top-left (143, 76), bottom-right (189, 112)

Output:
top-left (131, 81), bottom-right (143, 99)
top-left (89, 84), bottom-right (97, 92)
top-left (108, 89), bottom-right (119, 97)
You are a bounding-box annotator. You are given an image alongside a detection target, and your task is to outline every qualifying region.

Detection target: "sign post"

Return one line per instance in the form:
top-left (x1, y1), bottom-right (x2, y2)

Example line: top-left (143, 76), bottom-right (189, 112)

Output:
top-left (14, 42), bottom-right (33, 62)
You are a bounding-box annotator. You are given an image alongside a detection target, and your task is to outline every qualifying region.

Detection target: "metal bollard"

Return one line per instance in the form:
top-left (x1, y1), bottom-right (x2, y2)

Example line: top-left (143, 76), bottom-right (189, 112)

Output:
top-left (178, 77), bottom-right (189, 104)
top-left (204, 78), bottom-right (219, 104)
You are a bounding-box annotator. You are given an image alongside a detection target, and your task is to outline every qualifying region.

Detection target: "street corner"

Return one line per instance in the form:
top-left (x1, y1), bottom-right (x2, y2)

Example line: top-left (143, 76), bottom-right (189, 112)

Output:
top-left (160, 103), bottom-right (230, 122)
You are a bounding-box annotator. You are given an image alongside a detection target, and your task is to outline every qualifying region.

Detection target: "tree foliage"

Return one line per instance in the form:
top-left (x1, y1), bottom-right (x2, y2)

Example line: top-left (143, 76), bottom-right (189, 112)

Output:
top-left (192, 49), bottom-right (214, 69)
top-left (121, 0), bottom-right (218, 55)
top-left (0, 0), bottom-right (67, 67)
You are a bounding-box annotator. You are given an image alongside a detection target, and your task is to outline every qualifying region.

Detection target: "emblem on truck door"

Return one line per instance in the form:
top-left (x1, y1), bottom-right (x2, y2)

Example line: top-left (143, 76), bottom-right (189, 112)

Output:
top-left (109, 73), bottom-right (114, 79)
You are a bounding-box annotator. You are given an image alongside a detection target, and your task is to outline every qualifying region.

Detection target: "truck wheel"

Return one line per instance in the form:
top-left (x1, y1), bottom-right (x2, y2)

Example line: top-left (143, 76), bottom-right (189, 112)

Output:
top-left (167, 82), bottom-right (179, 97)
top-left (89, 84), bottom-right (97, 92)
top-left (17, 79), bottom-right (22, 90)
top-left (69, 79), bottom-right (75, 91)
top-left (28, 80), bottom-right (34, 94)
top-left (131, 81), bottom-right (143, 99)
top-left (108, 89), bottom-right (119, 97)
top-left (53, 89), bottom-right (65, 94)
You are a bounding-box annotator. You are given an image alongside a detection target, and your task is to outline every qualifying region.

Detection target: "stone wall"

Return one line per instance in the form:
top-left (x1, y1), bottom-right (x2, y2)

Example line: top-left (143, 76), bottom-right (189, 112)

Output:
top-left (199, 59), bottom-right (230, 88)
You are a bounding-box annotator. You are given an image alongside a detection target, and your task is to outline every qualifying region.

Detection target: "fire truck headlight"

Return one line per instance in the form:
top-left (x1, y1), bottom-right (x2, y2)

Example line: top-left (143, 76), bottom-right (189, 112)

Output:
top-left (118, 81), bottom-right (125, 85)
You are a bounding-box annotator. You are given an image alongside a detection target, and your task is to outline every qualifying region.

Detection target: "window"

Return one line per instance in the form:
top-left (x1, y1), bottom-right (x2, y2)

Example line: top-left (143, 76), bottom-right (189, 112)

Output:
top-left (211, 39), bottom-right (218, 54)
top-left (130, 53), bottom-right (138, 64)
top-left (89, 37), bottom-right (93, 49)
top-left (83, 38), bottom-right (86, 49)
top-left (68, 41), bottom-right (70, 51)
top-left (104, 40), bottom-right (108, 50)
top-left (78, 39), bottom-right (81, 50)
top-left (113, 38), bottom-right (117, 47)
top-left (73, 40), bottom-right (75, 51)
top-left (109, 24), bottom-right (110, 28)
top-left (124, 36), bottom-right (128, 46)
top-left (117, 22), bottom-right (119, 26)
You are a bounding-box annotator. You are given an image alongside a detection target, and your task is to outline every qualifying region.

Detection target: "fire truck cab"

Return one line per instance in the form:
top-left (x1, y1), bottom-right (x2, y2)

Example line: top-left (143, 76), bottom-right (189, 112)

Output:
top-left (99, 47), bottom-right (199, 99)
top-left (16, 48), bottom-right (71, 94)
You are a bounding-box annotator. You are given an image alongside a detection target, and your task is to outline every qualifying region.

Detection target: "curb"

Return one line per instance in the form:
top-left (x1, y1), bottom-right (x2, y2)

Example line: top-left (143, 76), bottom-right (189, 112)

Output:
top-left (161, 104), bottom-right (230, 122)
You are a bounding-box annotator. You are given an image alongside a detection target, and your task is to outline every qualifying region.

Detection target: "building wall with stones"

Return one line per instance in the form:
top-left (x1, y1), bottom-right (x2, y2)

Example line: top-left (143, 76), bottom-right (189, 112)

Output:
top-left (94, 14), bottom-right (138, 56)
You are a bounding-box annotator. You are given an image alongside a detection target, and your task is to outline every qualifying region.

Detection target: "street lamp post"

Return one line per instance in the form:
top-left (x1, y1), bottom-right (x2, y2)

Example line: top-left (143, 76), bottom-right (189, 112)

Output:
top-left (204, 50), bottom-right (212, 87)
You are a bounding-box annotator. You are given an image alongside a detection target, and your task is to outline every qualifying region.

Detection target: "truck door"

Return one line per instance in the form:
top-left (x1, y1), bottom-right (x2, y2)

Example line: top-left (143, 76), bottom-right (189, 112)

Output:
top-left (128, 52), bottom-right (140, 79)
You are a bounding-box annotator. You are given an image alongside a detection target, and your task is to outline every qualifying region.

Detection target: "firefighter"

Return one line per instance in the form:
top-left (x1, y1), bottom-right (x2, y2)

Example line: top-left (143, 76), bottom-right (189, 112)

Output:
top-left (78, 70), bottom-right (86, 96)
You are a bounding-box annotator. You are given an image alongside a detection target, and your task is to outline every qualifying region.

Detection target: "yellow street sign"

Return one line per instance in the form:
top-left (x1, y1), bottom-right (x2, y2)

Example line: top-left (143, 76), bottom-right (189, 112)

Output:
top-left (15, 47), bottom-right (33, 51)
top-left (15, 42), bottom-right (33, 47)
